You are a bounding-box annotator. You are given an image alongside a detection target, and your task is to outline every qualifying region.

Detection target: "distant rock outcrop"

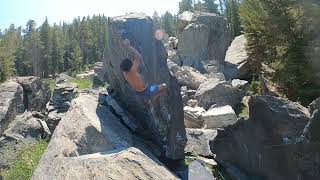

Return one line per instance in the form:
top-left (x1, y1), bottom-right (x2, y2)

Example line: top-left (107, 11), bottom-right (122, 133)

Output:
top-left (178, 11), bottom-right (231, 71)
top-left (104, 13), bottom-right (186, 160)
top-left (32, 94), bottom-right (178, 180)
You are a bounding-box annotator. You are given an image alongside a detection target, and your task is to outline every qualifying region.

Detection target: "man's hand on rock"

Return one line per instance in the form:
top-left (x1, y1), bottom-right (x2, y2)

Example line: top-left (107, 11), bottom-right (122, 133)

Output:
top-left (123, 39), bottom-right (130, 48)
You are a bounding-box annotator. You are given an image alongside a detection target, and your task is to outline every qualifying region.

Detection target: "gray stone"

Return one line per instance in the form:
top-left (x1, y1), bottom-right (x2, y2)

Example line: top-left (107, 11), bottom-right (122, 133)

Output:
top-left (195, 80), bottom-right (244, 110)
top-left (56, 73), bottom-right (73, 84)
top-left (17, 76), bottom-right (51, 112)
top-left (103, 13), bottom-right (186, 160)
top-left (184, 106), bottom-right (205, 128)
top-left (174, 66), bottom-right (208, 90)
top-left (32, 94), bottom-right (178, 180)
top-left (202, 105), bottom-right (238, 129)
top-left (0, 80), bottom-right (25, 135)
top-left (187, 99), bottom-right (198, 107)
top-left (302, 109), bottom-right (320, 143)
top-left (0, 112), bottom-right (44, 169)
top-left (224, 35), bottom-right (250, 80)
top-left (167, 60), bottom-right (180, 75)
top-left (309, 97), bottom-right (320, 115)
top-left (45, 83), bottom-right (78, 133)
top-left (188, 160), bottom-right (216, 180)
top-left (93, 62), bottom-right (105, 81)
top-left (210, 96), bottom-right (315, 179)
top-left (185, 128), bottom-right (217, 157)
top-left (231, 79), bottom-right (249, 91)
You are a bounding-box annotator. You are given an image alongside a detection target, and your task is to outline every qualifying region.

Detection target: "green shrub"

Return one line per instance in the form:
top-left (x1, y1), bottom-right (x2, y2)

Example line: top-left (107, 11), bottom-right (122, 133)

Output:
top-left (1, 140), bottom-right (48, 180)
top-left (43, 78), bottom-right (56, 92)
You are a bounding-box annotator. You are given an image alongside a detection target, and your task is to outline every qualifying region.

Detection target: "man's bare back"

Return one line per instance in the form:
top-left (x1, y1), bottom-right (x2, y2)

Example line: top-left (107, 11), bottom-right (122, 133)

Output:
top-left (120, 39), bottom-right (167, 104)
top-left (123, 70), bottom-right (146, 92)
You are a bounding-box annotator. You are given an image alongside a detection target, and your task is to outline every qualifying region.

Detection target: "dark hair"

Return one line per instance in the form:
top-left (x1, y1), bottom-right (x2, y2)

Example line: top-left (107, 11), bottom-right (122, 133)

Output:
top-left (120, 58), bottom-right (132, 72)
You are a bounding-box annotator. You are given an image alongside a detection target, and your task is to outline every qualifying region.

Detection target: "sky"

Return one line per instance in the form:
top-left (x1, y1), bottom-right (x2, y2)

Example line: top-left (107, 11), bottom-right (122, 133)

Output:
top-left (0, 0), bottom-right (180, 30)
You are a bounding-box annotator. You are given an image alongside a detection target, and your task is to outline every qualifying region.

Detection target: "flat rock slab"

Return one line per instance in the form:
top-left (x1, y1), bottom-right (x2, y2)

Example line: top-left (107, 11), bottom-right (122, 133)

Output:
top-left (202, 105), bottom-right (238, 129)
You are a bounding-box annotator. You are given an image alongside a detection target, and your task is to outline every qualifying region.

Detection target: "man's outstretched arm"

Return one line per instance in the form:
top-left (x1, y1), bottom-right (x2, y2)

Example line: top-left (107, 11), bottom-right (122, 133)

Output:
top-left (123, 39), bottom-right (141, 71)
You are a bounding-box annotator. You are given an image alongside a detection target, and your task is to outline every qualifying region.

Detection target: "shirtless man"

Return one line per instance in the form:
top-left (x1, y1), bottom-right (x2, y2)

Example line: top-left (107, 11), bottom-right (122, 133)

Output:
top-left (120, 39), bottom-right (167, 106)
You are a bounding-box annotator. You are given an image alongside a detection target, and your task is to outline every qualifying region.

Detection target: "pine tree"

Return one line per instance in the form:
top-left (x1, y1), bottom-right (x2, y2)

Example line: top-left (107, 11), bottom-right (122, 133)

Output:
top-left (194, 1), bottom-right (205, 12)
top-left (152, 11), bottom-right (161, 29)
top-left (24, 20), bottom-right (43, 76)
top-left (178, 0), bottom-right (194, 13)
top-left (40, 17), bottom-right (52, 77)
top-left (161, 11), bottom-right (175, 37)
top-left (51, 25), bottom-right (64, 74)
top-left (203, 0), bottom-right (219, 13)
top-left (226, 0), bottom-right (241, 37)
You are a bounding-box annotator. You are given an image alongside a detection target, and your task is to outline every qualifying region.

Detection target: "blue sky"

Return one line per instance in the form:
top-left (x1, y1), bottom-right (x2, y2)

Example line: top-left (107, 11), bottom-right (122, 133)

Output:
top-left (0, 0), bottom-right (180, 30)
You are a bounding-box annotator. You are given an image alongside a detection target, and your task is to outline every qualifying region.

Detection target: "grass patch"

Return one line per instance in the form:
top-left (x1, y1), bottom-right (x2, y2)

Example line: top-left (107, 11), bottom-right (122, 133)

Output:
top-left (43, 78), bottom-right (56, 92)
top-left (1, 140), bottom-right (48, 180)
top-left (70, 78), bottom-right (93, 89)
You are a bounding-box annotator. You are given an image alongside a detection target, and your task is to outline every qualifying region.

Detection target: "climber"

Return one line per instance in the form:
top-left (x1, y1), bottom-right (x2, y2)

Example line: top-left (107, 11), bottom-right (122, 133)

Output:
top-left (120, 39), bottom-right (167, 107)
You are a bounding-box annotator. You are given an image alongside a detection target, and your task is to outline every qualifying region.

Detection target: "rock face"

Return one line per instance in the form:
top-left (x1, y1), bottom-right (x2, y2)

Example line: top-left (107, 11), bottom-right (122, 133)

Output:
top-left (17, 76), bottom-right (51, 112)
top-left (224, 35), bottom-right (249, 80)
top-left (45, 83), bottom-right (78, 133)
top-left (32, 94), bottom-right (178, 180)
top-left (302, 109), bottom-right (320, 143)
top-left (195, 80), bottom-right (244, 110)
top-left (202, 105), bottom-right (238, 129)
top-left (174, 66), bottom-right (207, 90)
top-left (185, 128), bottom-right (217, 157)
top-left (210, 96), bottom-right (317, 179)
top-left (0, 112), bottom-right (46, 169)
top-left (103, 13), bottom-right (186, 160)
top-left (178, 11), bottom-right (231, 71)
top-left (0, 80), bottom-right (25, 134)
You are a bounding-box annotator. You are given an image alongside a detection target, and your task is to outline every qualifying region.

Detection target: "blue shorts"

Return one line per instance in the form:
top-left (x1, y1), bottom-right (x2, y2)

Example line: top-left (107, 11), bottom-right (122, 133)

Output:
top-left (136, 84), bottom-right (160, 100)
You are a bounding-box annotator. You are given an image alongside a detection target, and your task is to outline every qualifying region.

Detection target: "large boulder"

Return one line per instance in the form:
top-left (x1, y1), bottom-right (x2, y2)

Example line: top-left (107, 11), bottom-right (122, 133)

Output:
top-left (0, 112), bottom-right (46, 169)
top-left (195, 80), bottom-right (244, 110)
top-left (32, 94), bottom-right (178, 180)
top-left (174, 66), bottom-right (207, 90)
top-left (224, 35), bottom-right (250, 80)
top-left (103, 13), bottom-right (186, 160)
top-left (178, 11), bottom-right (231, 71)
top-left (185, 128), bottom-right (217, 157)
top-left (210, 96), bottom-right (316, 179)
top-left (17, 76), bottom-right (51, 112)
top-left (202, 105), bottom-right (238, 129)
top-left (0, 80), bottom-right (25, 134)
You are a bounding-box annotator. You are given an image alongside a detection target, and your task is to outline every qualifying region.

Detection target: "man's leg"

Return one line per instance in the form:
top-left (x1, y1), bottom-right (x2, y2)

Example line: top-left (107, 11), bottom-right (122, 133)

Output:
top-left (151, 83), bottom-right (167, 102)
